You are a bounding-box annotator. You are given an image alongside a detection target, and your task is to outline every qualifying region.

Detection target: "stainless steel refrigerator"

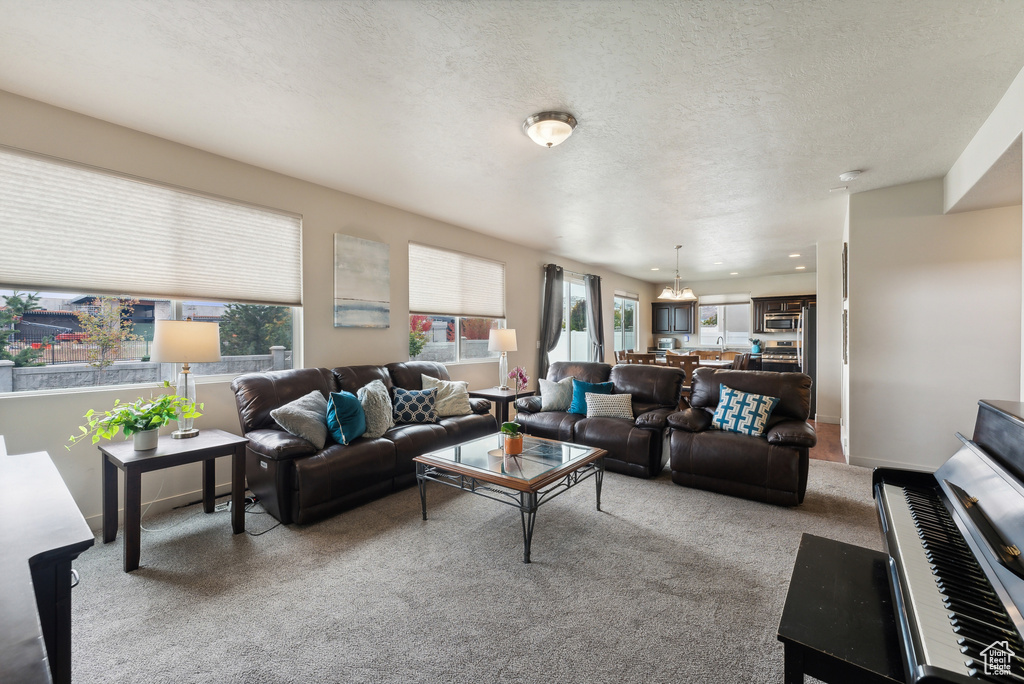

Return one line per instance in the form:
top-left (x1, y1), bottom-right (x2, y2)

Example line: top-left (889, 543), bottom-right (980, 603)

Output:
top-left (800, 305), bottom-right (817, 417)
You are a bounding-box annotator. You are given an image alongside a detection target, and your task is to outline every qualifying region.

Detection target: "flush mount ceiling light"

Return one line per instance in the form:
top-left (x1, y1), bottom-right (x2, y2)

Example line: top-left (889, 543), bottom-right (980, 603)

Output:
top-left (523, 111), bottom-right (577, 148)
top-left (839, 170), bottom-right (862, 182)
top-left (657, 245), bottom-right (697, 301)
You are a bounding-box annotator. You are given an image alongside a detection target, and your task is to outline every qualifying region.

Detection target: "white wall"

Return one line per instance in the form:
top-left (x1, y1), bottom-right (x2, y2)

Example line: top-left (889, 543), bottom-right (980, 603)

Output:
top-left (848, 178), bottom-right (1021, 471)
top-left (0, 89), bottom-right (655, 528)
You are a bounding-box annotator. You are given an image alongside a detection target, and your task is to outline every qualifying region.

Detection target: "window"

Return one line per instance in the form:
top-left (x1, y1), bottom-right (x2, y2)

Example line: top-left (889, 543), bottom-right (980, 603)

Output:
top-left (549, 273), bottom-right (589, 363)
top-left (699, 301), bottom-right (751, 346)
top-left (408, 243), bottom-right (505, 363)
top-left (613, 295), bottom-right (638, 352)
top-left (0, 289), bottom-right (295, 394)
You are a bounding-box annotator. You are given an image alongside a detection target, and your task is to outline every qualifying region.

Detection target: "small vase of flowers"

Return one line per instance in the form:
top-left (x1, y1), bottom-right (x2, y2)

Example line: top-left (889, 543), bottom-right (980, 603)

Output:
top-left (508, 365), bottom-right (529, 419)
top-left (501, 421), bottom-right (523, 455)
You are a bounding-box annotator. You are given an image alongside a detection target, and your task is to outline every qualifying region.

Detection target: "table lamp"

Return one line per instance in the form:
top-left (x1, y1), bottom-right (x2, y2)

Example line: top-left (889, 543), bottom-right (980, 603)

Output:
top-left (151, 319), bottom-right (222, 438)
top-left (488, 328), bottom-right (517, 390)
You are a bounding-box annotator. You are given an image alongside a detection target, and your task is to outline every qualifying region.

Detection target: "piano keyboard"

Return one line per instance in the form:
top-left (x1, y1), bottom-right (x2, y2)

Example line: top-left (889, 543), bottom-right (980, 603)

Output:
top-left (882, 483), bottom-right (1024, 682)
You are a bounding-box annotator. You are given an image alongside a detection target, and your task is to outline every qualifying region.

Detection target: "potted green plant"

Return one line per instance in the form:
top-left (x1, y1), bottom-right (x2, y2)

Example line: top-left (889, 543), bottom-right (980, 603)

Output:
top-left (749, 338), bottom-right (763, 354)
top-left (501, 421), bottom-right (523, 455)
top-left (68, 388), bottom-right (202, 451)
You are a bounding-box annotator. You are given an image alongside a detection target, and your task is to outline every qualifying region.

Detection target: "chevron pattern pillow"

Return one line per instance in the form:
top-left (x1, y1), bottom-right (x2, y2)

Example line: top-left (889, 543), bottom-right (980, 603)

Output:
top-left (711, 384), bottom-right (780, 437)
top-left (585, 392), bottom-right (633, 419)
top-left (393, 387), bottom-right (438, 424)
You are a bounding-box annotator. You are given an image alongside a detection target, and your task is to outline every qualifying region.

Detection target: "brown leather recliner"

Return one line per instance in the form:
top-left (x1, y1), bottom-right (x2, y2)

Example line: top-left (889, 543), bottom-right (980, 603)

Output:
top-left (514, 361), bottom-right (685, 478)
top-left (231, 361), bottom-right (496, 525)
top-left (667, 368), bottom-right (816, 506)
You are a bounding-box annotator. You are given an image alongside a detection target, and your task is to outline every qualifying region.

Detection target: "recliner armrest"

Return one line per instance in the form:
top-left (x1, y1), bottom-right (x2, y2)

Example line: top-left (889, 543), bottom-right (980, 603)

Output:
top-left (765, 420), bottom-right (817, 448)
top-left (469, 398), bottom-right (492, 415)
top-left (667, 408), bottom-right (713, 433)
top-left (634, 407), bottom-right (674, 431)
top-left (246, 428), bottom-right (320, 460)
top-left (516, 396), bottom-right (542, 413)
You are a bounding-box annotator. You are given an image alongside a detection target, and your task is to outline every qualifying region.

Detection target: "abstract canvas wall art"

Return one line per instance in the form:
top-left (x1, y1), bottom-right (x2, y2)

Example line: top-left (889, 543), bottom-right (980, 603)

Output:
top-left (334, 234), bottom-right (390, 328)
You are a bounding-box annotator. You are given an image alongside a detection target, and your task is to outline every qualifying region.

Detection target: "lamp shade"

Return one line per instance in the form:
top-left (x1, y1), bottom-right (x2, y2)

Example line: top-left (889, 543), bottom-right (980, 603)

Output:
top-left (487, 328), bottom-right (517, 353)
top-left (150, 320), bottom-right (222, 363)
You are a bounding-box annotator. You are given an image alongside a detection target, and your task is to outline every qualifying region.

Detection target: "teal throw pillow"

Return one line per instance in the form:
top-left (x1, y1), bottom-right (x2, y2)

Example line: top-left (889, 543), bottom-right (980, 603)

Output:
top-left (393, 387), bottom-right (438, 424)
top-left (568, 379), bottom-right (613, 415)
top-left (327, 391), bottom-right (367, 445)
top-left (711, 384), bottom-right (780, 437)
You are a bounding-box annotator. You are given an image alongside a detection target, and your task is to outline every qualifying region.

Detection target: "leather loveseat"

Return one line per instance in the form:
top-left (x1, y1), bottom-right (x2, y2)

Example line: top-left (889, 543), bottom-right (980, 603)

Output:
top-left (513, 361), bottom-right (685, 478)
top-left (667, 367), bottom-right (816, 506)
top-left (230, 361), bottom-right (496, 524)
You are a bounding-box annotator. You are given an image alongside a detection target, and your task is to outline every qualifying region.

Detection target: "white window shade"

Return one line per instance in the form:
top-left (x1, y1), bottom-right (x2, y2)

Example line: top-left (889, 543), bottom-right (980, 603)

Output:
top-left (408, 243), bottom-right (505, 318)
top-left (0, 147), bottom-right (302, 306)
top-left (699, 292), bottom-right (751, 305)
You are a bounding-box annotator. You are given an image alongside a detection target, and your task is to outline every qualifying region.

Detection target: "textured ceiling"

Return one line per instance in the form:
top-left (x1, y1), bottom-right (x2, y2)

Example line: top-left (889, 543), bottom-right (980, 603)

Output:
top-left (2, 1), bottom-right (1024, 284)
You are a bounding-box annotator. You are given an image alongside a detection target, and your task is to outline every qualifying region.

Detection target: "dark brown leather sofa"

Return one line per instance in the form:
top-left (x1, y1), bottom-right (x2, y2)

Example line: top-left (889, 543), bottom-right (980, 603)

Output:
top-left (513, 361), bottom-right (685, 478)
top-left (667, 367), bottom-right (816, 506)
top-left (230, 361), bottom-right (496, 524)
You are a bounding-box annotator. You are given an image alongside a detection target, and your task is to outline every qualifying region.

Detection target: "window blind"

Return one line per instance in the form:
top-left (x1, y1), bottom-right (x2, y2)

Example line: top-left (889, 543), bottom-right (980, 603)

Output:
top-left (408, 243), bottom-right (505, 318)
top-left (699, 292), bottom-right (751, 305)
top-left (0, 147), bottom-right (302, 306)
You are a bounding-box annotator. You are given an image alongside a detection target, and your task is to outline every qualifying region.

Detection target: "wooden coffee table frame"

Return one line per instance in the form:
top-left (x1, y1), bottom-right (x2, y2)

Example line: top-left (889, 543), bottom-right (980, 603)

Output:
top-left (414, 436), bottom-right (605, 563)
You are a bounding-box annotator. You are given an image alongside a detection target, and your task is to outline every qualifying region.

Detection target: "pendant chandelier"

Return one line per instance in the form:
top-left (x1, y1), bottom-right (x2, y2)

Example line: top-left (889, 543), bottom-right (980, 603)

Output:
top-left (658, 245), bottom-right (697, 301)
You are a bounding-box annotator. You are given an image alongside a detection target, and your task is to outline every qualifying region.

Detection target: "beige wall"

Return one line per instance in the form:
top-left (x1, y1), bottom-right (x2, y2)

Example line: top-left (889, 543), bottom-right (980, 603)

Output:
top-left (815, 236), bottom-right (844, 425)
top-left (848, 178), bottom-right (1021, 471)
top-left (0, 90), bottom-right (655, 527)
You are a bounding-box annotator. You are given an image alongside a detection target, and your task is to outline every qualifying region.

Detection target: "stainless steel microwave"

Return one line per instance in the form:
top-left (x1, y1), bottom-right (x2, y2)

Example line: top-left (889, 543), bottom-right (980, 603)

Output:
top-left (764, 312), bottom-right (800, 330)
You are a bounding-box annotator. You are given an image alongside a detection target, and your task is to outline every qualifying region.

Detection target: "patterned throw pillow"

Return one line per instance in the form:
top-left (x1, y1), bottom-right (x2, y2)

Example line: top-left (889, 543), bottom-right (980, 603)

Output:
top-left (586, 392), bottom-right (633, 419)
top-left (538, 376), bottom-right (574, 412)
top-left (326, 391), bottom-right (366, 445)
top-left (568, 379), bottom-right (613, 415)
top-left (357, 379), bottom-right (394, 438)
top-left (393, 387), bottom-right (438, 424)
top-left (712, 384), bottom-right (780, 437)
top-left (269, 390), bottom-right (329, 449)
top-left (421, 374), bottom-right (472, 417)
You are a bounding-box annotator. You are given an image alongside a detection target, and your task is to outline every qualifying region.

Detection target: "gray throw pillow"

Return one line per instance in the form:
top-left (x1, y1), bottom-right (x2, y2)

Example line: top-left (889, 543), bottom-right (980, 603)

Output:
top-left (358, 379), bottom-right (394, 438)
top-left (421, 374), bottom-right (472, 417)
top-left (269, 390), bottom-right (329, 450)
top-left (539, 375), bottom-right (574, 412)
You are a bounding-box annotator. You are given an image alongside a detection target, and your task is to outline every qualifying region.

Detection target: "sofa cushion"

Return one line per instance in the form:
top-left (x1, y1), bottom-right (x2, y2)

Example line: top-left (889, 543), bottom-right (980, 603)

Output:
top-left (609, 364), bottom-right (684, 408)
top-left (327, 391), bottom-right (366, 445)
top-left (547, 361), bottom-right (610, 385)
top-left (568, 379), bottom-right (613, 415)
top-left (689, 368), bottom-right (811, 421)
top-left (765, 419), bottom-right (818, 448)
top-left (245, 428), bottom-right (320, 461)
top-left (386, 360), bottom-right (450, 390)
top-left (332, 365), bottom-right (392, 395)
top-left (231, 367), bottom-right (336, 433)
top-left (586, 392), bottom-right (633, 419)
top-left (538, 375), bottom-right (574, 411)
top-left (269, 389), bottom-right (330, 449)
top-left (667, 408), bottom-right (713, 433)
top-left (393, 387), bottom-right (438, 424)
top-left (711, 384), bottom-right (779, 437)
top-left (358, 379), bottom-right (394, 438)
top-left (421, 374), bottom-right (471, 416)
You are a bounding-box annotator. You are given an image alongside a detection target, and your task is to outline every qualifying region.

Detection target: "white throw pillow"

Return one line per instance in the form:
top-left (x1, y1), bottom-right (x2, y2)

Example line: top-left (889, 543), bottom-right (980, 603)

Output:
top-left (357, 380), bottom-right (394, 438)
top-left (269, 390), bottom-right (329, 449)
top-left (585, 392), bottom-right (634, 420)
top-left (421, 374), bottom-right (472, 417)
top-left (539, 376), bottom-right (574, 412)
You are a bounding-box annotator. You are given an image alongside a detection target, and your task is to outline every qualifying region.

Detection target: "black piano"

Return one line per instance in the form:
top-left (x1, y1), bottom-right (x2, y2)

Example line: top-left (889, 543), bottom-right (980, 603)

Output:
top-left (874, 400), bottom-right (1024, 683)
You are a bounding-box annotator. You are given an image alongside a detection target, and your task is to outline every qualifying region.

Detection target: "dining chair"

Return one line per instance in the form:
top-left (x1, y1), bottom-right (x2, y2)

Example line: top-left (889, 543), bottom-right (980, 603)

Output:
top-left (732, 352), bottom-right (751, 370)
top-left (720, 351), bottom-right (738, 362)
top-left (629, 352), bottom-right (658, 365)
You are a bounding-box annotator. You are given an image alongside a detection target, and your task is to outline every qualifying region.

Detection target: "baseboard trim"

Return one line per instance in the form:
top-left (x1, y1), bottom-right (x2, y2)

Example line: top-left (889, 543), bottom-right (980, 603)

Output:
top-left (814, 414), bottom-right (840, 424)
top-left (84, 482), bottom-right (235, 532)
top-left (848, 455), bottom-right (934, 472)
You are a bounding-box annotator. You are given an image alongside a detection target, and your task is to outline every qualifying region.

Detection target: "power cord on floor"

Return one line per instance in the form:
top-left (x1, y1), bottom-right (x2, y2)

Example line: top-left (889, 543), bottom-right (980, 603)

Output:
top-left (213, 493), bottom-right (283, 536)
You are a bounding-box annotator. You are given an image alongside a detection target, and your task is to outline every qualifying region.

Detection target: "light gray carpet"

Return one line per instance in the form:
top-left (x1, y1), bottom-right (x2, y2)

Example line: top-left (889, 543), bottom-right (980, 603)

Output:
top-left (72, 460), bottom-right (883, 684)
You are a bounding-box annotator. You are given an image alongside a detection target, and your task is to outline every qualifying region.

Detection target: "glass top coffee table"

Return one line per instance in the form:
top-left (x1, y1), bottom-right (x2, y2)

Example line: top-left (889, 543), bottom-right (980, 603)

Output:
top-left (414, 433), bottom-right (606, 563)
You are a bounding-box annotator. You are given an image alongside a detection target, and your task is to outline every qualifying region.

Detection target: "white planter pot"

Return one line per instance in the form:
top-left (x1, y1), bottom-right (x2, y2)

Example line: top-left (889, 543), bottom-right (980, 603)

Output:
top-left (133, 429), bottom-right (159, 451)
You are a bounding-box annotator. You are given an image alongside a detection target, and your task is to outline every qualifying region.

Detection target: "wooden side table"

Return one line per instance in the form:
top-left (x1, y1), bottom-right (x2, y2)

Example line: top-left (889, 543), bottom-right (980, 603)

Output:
top-left (468, 387), bottom-right (535, 424)
top-left (100, 428), bottom-right (248, 572)
top-left (777, 533), bottom-right (904, 684)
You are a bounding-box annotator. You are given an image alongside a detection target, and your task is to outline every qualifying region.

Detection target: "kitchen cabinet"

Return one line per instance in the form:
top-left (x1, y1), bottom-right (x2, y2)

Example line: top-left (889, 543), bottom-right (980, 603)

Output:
top-left (652, 302), bottom-right (694, 335)
top-left (751, 294), bottom-right (815, 333)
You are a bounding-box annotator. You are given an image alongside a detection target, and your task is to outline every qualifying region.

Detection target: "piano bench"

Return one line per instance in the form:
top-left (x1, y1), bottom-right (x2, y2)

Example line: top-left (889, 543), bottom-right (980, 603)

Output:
top-left (777, 533), bottom-right (905, 684)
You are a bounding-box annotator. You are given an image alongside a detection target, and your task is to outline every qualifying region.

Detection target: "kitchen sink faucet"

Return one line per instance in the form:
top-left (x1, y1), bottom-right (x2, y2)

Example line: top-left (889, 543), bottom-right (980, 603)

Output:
top-left (716, 335), bottom-right (725, 357)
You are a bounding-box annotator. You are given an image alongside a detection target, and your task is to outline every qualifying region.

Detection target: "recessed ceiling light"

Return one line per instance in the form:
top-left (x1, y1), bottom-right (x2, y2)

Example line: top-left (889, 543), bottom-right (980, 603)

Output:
top-left (795, 266), bottom-right (806, 270)
top-left (789, 253), bottom-right (800, 258)
top-left (730, 272), bottom-right (739, 276)
top-left (713, 261), bottom-right (723, 265)
top-left (838, 170), bottom-right (862, 182)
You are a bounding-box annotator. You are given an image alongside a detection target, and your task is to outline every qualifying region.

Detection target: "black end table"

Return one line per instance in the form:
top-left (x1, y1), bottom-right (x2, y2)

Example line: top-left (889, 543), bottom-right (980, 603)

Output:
top-left (100, 428), bottom-right (248, 572)
top-left (468, 387), bottom-right (535, 424)
top-left (777, 533), bottom-right (905, 684)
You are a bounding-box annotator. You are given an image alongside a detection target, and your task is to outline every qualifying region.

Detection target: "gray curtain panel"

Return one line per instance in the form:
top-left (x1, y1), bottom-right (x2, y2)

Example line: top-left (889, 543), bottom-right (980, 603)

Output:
top-left (538, 264), bottom-right (564, 379)
top-left (585, 274), bottom-right (604, 362)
